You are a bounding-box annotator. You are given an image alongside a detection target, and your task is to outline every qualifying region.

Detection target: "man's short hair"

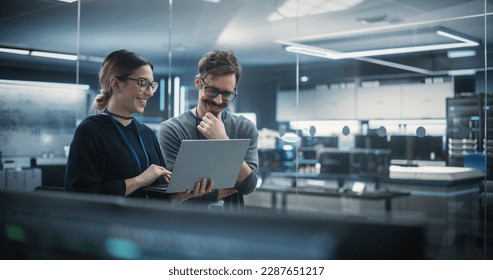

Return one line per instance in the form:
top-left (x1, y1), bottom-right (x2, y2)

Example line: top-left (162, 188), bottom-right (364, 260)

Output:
top-left (198, 50), bottom-right (242, 85)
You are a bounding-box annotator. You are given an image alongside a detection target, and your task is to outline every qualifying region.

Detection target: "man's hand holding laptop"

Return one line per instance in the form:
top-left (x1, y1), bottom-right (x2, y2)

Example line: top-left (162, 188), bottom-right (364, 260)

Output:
top-left (169, 177), bottom-right (214, 204)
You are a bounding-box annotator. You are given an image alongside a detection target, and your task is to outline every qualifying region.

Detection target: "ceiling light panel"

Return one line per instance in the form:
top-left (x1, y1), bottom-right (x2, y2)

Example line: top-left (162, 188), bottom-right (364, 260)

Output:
top-left (447, 50), bottom-right (476, 58)
top-left (447, 69), bottom-right (476, 76)
top-left (268, 0), bottom-right (363, 21)
top-left (320, 2), bottom-right (347, 11)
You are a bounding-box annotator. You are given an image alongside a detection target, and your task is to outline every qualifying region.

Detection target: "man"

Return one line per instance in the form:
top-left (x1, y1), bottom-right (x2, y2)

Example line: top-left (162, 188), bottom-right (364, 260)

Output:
top-left (158, 50), bottom-right (259, 210)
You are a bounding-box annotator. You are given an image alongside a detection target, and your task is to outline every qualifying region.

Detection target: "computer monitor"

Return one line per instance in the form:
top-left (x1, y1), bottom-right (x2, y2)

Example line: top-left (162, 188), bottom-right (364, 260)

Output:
top-left (413, 136), bottom-right (445, 161)
top-left (390, 135), bottom-right (444, 161)
top-left (354, 134), bottom-right (390, 150)
top-left (258, 148), bottom-right (295, 173)
top-left (319, 150), bottom-right (350, 174)
top-left (390, 135), bottom-right (411, 160)
top-left (301, 136), bottom-right (338, 148)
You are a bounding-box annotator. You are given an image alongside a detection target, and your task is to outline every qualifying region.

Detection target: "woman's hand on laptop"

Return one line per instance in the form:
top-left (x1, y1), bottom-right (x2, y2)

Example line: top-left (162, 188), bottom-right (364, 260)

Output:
top-left (169, 177), bottom-right (214, 203)
top-left (124, 164), bottom-right (172, 196)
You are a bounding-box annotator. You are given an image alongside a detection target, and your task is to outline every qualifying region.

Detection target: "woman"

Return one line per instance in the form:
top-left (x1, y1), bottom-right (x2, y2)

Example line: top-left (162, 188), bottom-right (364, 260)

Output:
top-left (64, 49), bottom-right (211, 202)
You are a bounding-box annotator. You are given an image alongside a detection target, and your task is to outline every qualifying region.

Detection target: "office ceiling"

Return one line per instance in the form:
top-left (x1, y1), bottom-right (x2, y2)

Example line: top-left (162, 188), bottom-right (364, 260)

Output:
top-left (0, 0), bottom-right (491, 80)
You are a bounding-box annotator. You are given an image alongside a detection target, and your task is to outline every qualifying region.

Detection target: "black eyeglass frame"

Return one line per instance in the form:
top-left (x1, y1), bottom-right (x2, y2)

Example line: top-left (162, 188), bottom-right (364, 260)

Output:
top-left (200, 78), bottom-right (238, 101)
top-left (117, 76), bottom-right (159, 93)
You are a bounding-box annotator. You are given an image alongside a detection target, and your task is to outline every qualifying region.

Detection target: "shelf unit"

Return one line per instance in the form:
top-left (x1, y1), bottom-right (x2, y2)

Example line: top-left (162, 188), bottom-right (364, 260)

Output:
top-left (446, 96), bottom-right (492, 179)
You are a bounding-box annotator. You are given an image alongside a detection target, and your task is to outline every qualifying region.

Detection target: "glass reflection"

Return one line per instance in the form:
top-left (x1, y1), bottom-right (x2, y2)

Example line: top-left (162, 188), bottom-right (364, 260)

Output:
top-left (0, 0), bottom-right (491, 260)
top-left (289, 0), bottom-right (491, 259)
top-left (73, 0), bottom-right (493, 261)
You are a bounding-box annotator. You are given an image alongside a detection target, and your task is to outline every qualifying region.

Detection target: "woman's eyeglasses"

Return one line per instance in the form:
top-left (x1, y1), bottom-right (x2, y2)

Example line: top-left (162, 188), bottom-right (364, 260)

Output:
top-left (118, 76), bottom-right (159, 93)
top-left (201, 78), bottom-right (237, 101)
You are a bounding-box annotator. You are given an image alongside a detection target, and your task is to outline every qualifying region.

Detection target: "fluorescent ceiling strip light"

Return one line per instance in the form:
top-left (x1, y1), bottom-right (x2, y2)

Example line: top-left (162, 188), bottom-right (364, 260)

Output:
top-left (284, 30), bottom-right (479, 60)
top-left (56, 0), bottom-right (78, 3)
top-left (436, 30), bottom-right (473, 42)
top-left (285, 44), bottom-right (340, 59)
top-left (78, 54), bottom-right (105, 63)
top-left (0, 47), bottom-right (29, 55)
top-left (447, 69), bottom-right (476, 76)
top-left (0, 79), bottom-right (89, 90)
top-left (447, 50), bottom-right (476, 58)
top-left (1, 48), bottom-right (105, 63)
top-left (356, 56), bottom-right (434, 75)
top-left (31, 51), bottom-right (78, 61)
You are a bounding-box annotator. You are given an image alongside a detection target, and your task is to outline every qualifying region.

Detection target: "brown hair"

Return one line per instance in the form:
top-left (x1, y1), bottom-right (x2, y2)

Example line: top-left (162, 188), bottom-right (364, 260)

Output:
top-left (92, 49), bottom-right (153, 111)
top-left (198, 50), bottom-right (242, 85)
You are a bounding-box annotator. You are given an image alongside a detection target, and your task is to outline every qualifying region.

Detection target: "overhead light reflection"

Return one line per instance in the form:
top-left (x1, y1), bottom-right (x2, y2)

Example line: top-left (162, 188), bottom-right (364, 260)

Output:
top-left (281, 132), bottom-right (299, 143)
top-left (447, 50), bottom-right (476, 58)
top-left (1, 47), bottom-right (105, 62)
top-left (30, 51), bottom-right (78, 61)
top-left (447, 69), bottom-right (476, 76)
top-left (0, 79), bottom-right (89, 90)
top-left (268, 0), bottom-right (363, 22)
top-left (283, 29), bottom-right (479, 60)
top-left (0, 47), bottom-right (29, 55)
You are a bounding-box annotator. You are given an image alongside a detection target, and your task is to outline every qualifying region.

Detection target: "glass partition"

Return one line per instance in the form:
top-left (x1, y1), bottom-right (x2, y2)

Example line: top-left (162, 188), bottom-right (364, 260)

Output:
top-left (0, 1), bottom-right (81, 166)
top-left (480, 1), bottom-right (490, 258)
top-left (74, 0), bottom-right (490, 260)
top-left (291, 0), bottom-right (490, 259)
top-left (0, 0), bottom-right (490, 260)
top-left (166, 0), bottom-right (488, 260)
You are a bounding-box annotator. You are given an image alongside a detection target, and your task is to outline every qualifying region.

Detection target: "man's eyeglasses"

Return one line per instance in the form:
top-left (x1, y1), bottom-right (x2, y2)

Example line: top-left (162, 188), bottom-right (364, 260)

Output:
top-left (201, 78), bottom-right (237, 101)
top-left (117, 77), bottom-right (159, 93)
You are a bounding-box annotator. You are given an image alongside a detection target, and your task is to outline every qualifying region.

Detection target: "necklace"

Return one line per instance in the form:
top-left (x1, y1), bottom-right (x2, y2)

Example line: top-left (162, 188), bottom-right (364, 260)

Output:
top-left (103, 108), bottom-right (149, 173)
top-left (106, 110), bottom-right (132, 120)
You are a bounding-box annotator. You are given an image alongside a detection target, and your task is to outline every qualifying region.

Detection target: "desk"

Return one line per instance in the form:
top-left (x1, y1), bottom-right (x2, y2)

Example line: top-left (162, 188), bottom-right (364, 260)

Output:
top-left (256, 185), bottom-right (409, 212)
top-left (381, 180), bottom-right (482, 251)
top-left (268, 171), bottom-right (385, 189)
top-left (248, 173), bottom-right (487, 258)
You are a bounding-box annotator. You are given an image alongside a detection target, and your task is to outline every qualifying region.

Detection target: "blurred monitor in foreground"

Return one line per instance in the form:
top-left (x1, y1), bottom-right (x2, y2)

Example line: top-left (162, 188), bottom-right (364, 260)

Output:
top-left (0, 190), bottom-right (425, 260)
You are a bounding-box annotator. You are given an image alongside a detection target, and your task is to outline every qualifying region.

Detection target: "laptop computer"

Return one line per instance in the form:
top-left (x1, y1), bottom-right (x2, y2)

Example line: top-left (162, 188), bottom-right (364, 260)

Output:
top-left (147, 139), bottom-right (250, 193)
